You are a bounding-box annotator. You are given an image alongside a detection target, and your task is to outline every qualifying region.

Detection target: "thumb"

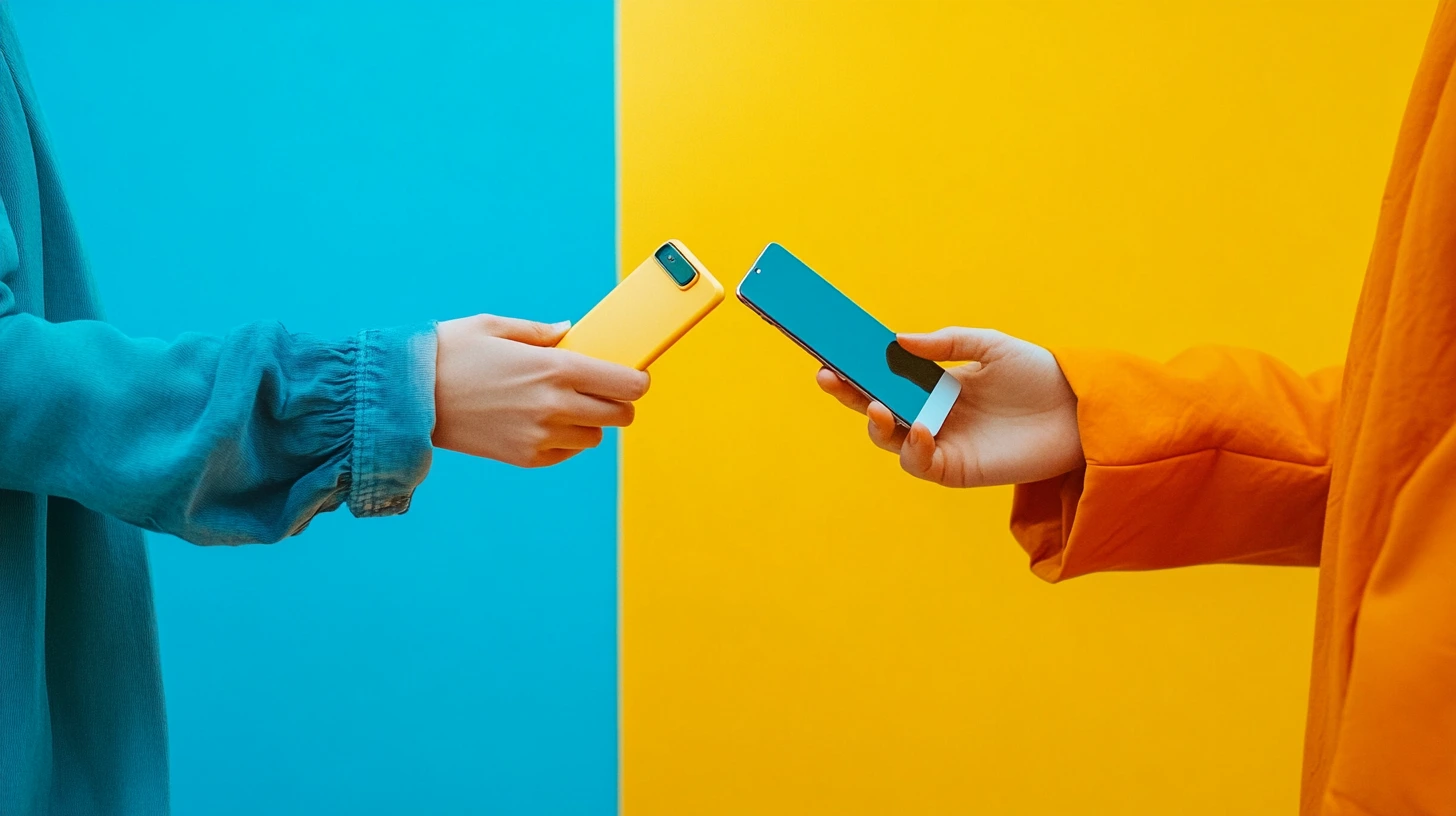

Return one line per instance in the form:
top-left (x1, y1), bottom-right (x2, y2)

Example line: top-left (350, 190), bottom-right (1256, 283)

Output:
top-left (897, 327), bottom-right (1002, 362)
top-left (479, 315), bottom-right (572, 347)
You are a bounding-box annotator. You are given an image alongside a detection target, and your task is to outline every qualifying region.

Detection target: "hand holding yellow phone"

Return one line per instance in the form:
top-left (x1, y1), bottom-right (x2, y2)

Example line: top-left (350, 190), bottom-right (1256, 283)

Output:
top-left (556, 240), bottom-right (723, 370)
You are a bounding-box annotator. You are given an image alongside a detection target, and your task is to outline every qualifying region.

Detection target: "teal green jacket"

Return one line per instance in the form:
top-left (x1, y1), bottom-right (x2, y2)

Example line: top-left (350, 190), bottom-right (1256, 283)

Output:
top-left (0, 9), bottom-right (437, 813)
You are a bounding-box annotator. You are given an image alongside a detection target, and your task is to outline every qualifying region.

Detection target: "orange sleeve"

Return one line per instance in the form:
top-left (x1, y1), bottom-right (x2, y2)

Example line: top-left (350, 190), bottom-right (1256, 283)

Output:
top-left (1010, 346), bottom-right (1342, 582)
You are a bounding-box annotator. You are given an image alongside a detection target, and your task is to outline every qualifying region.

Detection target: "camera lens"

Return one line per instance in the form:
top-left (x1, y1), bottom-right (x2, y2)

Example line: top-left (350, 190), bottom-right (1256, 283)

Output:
top-left (654, 243), bottom-right (697, 287)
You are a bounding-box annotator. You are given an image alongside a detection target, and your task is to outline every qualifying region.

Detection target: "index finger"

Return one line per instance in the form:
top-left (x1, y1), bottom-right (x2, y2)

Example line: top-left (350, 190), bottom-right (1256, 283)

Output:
top-left (555, 350), bottom-right (651, 401)
top-left (896, 327), bottom-right (1003, 363)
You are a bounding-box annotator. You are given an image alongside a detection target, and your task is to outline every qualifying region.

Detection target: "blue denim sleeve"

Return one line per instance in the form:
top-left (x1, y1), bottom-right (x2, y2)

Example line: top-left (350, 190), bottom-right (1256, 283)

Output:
top-left (0, 304), bottom-right (436, 545)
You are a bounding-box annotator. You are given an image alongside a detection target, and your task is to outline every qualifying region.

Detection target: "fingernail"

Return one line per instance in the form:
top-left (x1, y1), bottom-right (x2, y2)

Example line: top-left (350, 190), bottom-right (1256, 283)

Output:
top-left (552, 320), bottom-right (572, 331)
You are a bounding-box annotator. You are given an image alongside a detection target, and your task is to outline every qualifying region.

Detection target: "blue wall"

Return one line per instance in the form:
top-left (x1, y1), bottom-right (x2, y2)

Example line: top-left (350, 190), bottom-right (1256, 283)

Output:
top-left (11, 3), bottom-right (618, 813)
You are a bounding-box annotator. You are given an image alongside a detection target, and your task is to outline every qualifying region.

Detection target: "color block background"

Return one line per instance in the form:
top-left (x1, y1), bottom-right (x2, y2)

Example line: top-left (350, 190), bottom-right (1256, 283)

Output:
top-left (3, 1), bottom-right (1442, 814)
top-left (13, 2), bottom-right (619, 814)
top-left (620, 2), bottom-right (1436, 815)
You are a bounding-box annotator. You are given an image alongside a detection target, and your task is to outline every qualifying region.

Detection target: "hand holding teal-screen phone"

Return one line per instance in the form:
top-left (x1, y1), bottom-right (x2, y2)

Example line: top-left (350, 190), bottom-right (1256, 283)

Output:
top-left (737, 243), bottom-right (961, 434)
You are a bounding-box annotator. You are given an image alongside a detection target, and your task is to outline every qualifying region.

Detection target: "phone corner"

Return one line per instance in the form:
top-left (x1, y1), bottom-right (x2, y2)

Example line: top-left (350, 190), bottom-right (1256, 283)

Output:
top-left (916, 371), bottom-right (962, 436)
top-left (705, 272), bottom-right (726, 301)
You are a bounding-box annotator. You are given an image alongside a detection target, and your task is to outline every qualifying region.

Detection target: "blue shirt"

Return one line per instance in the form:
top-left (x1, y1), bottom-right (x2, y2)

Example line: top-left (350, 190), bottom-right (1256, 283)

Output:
top-left (0, 9), bottom-right (436, 812)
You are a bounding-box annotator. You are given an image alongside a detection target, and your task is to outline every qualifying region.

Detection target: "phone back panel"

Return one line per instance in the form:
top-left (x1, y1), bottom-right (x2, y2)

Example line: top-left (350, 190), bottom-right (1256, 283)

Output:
top-left (557, 240), bottom-right (724, 370)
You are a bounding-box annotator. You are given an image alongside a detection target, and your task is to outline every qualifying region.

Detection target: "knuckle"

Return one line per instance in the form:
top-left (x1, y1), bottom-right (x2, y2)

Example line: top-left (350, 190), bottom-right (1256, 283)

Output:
top-left (542, 394), bottom-right (572, 424)
top-left (545, 354), bottom-right (574, 384)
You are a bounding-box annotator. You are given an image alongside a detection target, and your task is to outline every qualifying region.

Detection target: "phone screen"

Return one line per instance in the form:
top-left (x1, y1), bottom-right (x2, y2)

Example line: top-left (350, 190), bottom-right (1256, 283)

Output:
top-left (738, 243), bottom-right (946, 425)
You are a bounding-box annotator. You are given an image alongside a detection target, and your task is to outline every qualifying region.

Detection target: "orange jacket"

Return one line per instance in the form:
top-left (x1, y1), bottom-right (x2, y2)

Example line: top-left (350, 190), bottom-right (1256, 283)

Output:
top-left (1011, 5), bottom-right (1456, 814)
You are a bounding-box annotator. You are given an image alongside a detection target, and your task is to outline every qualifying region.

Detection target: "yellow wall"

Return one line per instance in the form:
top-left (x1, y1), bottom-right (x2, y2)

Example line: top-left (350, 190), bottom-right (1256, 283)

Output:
top-left (620, 3), bottom-right (1435, 814)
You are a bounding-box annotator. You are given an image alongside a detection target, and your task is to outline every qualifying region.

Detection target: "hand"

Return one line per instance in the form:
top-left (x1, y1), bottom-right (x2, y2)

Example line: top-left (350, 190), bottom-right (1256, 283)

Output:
top-left (433, 314), bottom-right (649, 468)
top-left (816, 328), bottom-right (1083, 487)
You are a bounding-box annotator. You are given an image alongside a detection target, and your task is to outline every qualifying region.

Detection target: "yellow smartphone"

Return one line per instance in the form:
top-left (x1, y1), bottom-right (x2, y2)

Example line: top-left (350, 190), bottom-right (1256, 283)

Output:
top-left (556, 240), bottom-right (724, 370)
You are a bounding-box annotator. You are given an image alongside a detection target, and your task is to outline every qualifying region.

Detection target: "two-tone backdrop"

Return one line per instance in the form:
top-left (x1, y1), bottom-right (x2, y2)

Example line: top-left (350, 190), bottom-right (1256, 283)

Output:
top-left (14, 1), bottom-right (1436, 814)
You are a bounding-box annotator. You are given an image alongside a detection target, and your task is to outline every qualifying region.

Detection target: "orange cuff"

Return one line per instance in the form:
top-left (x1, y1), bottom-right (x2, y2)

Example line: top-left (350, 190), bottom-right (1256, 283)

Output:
top-left (1011, 347), bottom-right (1336, 581)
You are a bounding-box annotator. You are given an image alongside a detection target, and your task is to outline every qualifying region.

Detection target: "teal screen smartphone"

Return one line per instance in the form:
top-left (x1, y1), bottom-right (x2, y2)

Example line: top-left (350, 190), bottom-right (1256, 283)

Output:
top-left (737, 242), bottom-right (961, 434)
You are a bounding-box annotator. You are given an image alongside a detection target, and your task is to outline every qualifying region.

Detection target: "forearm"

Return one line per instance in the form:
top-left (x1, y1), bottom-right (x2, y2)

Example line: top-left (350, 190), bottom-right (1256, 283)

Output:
top-left (0, 313), bottom-right (436, 544)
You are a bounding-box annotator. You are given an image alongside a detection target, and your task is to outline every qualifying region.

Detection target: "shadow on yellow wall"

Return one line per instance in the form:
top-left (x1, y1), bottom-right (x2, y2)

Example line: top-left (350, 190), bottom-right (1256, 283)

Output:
top-left (620, 3), bottom-right (1434, 813)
